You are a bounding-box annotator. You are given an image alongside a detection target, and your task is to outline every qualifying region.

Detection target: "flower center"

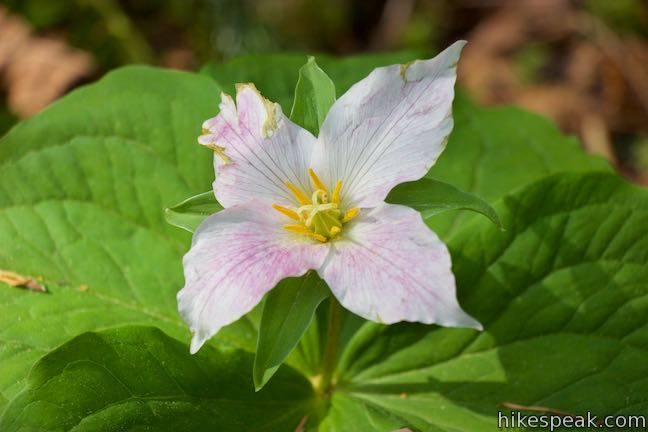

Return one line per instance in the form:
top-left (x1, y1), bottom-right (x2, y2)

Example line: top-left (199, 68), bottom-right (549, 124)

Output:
top-left (272, 168), bottom-right (359, 242)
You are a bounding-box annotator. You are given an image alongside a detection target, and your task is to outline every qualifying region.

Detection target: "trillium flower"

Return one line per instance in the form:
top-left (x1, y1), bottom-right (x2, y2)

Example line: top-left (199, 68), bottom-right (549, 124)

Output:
top-left (179, 41), bottom-right (482, 353)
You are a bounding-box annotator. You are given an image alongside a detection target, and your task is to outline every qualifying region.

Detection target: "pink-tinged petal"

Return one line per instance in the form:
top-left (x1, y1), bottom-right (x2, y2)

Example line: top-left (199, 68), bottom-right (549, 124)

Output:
top-left (178, 201), bottom-right (330, 353)
top-left (318, 203), bottom-right (481, 329)
top-left (200, 84), bottom-right (316, 208)
top-left (311, 41), bottom-right (465, 208)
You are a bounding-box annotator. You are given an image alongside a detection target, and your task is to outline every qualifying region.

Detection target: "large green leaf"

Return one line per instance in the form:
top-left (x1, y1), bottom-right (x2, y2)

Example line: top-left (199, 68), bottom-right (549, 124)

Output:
top-left (0, 326), bottom-right (314, 431)
top-left (254, 273), bottom-right (330, 391)
top-left (0, 67), bottom-right (256, 413)
top-left (324, 172), bottom-right (648, 430)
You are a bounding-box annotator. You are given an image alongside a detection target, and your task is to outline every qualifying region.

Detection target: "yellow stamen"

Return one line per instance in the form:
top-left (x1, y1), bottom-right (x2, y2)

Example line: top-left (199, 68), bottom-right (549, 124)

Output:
top-left (331, 180), bottom-right (342, 204)
top-left (283, 224), bottom-right (311, 234)
top-left (342, 208), bottom-right (360, 223)
top-left (308, 168), bottom-right (328, 193)
top-left (272, 204), bottom-right (301, 221)
top-left (285, 182), bottom-right (310, 205)
top-left (284, 224), bottom-right (328, 242)
top-left (311, 233), bottom-right (328, 242)
top-left (276, 172), bottom-right (356, 242)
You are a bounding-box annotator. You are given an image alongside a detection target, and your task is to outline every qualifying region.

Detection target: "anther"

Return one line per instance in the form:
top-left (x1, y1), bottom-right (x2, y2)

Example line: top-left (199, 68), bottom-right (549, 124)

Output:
top-left (312, 233), bottom-right (328, 242)
top-left (285, 181), bottom-right (311, 205)
top-left (308, 168), bottom-right (328, 193)
top-left (342, 208), bottom-right (360, 223)
top-left (329, 226), bottom-right (341, 236)
top-left (272, 204), bottom-right (301, 221)
top-left (284, 224), bottom-right (310, 234)
top-left (283, 224), bottom-right (327, 242)
top-left (331, 180), bottom-right (342, 204)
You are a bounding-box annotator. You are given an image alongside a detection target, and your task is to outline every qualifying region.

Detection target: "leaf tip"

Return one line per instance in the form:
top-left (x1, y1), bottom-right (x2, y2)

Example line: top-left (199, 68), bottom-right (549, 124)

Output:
top-left (252, 368), bottom-right (267, 392)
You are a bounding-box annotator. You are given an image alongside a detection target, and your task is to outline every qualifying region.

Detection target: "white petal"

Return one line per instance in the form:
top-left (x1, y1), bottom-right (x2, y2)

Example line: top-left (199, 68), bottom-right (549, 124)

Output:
top-left (312, 41), bottom-right (465, 208)
top-left (200, 84), bottom-right (316, 208)
top-left (178, 202), bottom-right (330, 353)
top-left (318, 203), bottom-right (481, 329)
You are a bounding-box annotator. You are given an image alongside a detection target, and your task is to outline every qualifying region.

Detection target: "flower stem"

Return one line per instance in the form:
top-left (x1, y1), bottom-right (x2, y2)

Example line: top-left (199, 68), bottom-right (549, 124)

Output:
top-left (319, 296), bottom-right (344, 394)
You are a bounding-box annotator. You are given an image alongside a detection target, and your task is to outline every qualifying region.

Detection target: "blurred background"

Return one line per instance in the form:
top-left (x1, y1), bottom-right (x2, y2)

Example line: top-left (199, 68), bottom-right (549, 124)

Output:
top-left (0, 0), bottom-right (647, 183)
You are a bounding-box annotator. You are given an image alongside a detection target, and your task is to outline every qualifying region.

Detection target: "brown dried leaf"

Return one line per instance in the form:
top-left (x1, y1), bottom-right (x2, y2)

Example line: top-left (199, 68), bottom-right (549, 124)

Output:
top-left (566, 42), bottom-right (603, 92)
top-left (0, 269), bottom-right (47, 292)
top-left (0, 7), bottom-right (31, 70)
top-left (160, 48), bottom-right (198, 71)
top-left (458, 55), bottom-right (521, 104)
top-left (464, 7), bottom-right (527, 55)
top-left (0, 6), bottom-right (96, 117)
top-left (514, 84), bottom-right (587, 132)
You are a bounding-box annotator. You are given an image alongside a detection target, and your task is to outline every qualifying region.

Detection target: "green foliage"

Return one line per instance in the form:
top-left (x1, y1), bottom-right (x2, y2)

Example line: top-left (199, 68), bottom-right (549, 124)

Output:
top-left (0, 52), bottom-right (640, 431)
top-left (0, 326), bottom-right (314, 431)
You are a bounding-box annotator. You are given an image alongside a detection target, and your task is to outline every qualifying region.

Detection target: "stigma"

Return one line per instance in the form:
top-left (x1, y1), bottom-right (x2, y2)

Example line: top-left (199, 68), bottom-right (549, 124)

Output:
top-left (272, 169), bottom-right (359, 242)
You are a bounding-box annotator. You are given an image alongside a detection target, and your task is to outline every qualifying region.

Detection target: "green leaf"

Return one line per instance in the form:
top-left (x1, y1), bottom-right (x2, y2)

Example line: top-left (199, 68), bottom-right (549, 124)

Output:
top-left (254, 272), bottom-right (329, 391)
top-left (386, 177), bottom-right (502, 228)
top-left (318, 393), bottom-right (406, 432)
top-left (324, 172), bottom-right (648, 430)
top-left (0, 67), bottom-right (258, 413)
top-left (165, 191), bottom-right (223, 233)
top-left (0, 326), bottom-right (315, 431)
top-left (290, 57), bottom-right (336, 136)
top-left (427, 93), bottom-right (612, 239)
